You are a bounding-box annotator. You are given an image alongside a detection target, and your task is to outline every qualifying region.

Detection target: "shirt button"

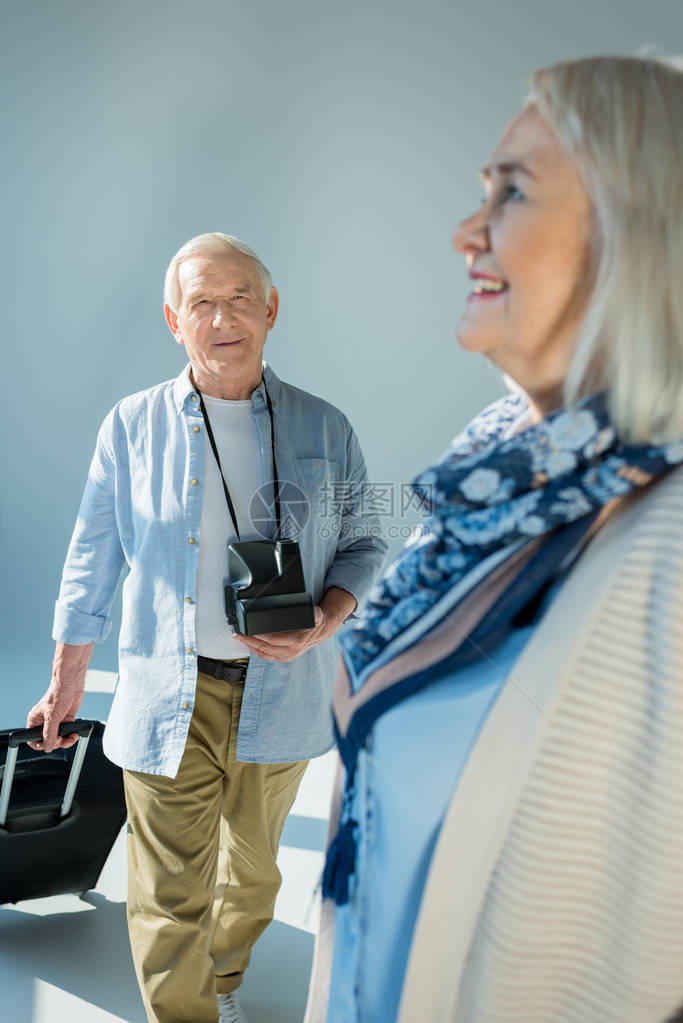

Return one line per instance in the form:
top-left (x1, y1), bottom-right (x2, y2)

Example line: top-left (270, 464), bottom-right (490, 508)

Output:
top-left (186, 647), bottom-right (194, 654)
top-left (191, 395), bottom-right (197, 402)
top-left (188, 537), bottom-right (196, 544)
top-left (185, 596), bottom-right (193, 604)
top-left (191, 478), bottom-right (198, 486)
top-left (182, 702), bottom-right (190, 711)
top-left (193, 426), bottom-right (201, 433)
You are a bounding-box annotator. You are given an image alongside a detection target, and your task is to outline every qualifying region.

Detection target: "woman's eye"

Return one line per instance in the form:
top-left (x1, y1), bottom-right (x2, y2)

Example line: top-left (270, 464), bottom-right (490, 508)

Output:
top-left (500, 183), bottom-right (523, 202)
top-left (480, 184), bottom-right (523, 209)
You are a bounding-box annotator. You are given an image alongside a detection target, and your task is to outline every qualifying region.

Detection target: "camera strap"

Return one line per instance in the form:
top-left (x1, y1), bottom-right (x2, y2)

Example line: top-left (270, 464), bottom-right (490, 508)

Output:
top-left (196, 377), bottom-right (282, 541)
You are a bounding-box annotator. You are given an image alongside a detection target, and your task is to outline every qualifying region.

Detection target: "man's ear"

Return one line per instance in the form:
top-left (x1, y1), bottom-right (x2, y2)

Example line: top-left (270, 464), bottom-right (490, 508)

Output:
top-left (164, 303), bottom-right (183, 343)
top-left (265, 286), bottom-right (279, 331)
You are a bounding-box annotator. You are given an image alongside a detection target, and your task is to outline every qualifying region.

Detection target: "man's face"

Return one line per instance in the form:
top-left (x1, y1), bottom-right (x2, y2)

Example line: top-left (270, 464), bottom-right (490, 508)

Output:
top-left (165, 248), bottom-right (278, 388)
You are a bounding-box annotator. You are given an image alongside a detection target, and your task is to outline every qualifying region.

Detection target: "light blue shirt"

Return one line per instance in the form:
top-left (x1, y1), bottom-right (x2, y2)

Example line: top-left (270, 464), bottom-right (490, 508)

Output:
top-left (326, 581), bottom-right (561, 1023)
top-left (52, 361), bottom-right (387, 776)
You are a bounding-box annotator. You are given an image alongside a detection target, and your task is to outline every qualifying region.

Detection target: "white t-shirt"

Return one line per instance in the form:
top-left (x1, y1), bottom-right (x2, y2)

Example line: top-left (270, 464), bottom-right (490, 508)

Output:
top-left (195, 394), bottom-right (264, 659)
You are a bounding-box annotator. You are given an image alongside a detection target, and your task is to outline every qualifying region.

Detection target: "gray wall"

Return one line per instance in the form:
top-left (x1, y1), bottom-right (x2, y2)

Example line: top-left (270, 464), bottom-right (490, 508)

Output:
top-left (2, 0), bottom-right (682, 721)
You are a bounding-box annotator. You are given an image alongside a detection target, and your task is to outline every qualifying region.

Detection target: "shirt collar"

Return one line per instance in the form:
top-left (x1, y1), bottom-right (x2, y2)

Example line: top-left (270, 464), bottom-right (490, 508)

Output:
top-left (173, 363), bottom-right (196, 412)
top-left (260, 360), bottom-right (281, 404)
top-left (173, 360), bottom-right (281, 414)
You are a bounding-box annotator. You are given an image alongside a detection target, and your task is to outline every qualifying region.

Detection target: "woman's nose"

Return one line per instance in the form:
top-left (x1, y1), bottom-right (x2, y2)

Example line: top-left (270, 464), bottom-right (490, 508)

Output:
top-left (452, 207), bottom-right (490, 256)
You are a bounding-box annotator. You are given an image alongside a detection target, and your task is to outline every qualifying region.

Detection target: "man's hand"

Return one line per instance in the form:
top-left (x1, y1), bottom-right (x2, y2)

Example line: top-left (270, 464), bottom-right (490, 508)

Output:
top-left (26, 642), bottom-right (93, 752)
top-left (235, 606), bottom-right (330, 662)
top-left (236, 586), bottom-right (357, 662)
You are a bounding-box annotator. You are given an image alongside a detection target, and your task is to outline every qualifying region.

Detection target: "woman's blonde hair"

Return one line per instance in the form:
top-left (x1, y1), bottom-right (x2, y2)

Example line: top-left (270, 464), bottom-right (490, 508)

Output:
top-left (527, 54), bottom-right (683, 442)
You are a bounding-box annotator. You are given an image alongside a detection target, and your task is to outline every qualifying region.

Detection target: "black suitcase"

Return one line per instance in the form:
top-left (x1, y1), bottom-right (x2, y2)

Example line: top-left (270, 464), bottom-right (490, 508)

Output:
top-left (0, 719), bottom-right (127, 904)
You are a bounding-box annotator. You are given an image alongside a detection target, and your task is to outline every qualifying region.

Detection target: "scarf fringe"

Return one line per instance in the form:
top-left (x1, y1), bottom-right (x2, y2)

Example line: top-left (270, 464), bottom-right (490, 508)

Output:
top-left (322, 816), bottom-right (358, 906)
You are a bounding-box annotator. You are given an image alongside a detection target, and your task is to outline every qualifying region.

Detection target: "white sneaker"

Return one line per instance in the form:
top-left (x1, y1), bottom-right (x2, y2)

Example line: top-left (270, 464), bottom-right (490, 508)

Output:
top-left (217, 991), bottom-right (250, 1023)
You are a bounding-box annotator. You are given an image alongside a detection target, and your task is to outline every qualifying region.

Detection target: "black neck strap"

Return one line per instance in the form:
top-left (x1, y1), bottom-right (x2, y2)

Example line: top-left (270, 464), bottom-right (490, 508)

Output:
top-left (196, 376), bottom-right (282, 540)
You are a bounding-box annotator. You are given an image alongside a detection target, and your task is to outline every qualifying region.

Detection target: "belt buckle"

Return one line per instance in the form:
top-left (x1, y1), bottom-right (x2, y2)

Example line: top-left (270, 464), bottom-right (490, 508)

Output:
top-left (220, 659), bottom-right (246, 683)
top-left (230, 662), bottom-right (246, 683)
top-left (199, 657), bottom-right (223, 681)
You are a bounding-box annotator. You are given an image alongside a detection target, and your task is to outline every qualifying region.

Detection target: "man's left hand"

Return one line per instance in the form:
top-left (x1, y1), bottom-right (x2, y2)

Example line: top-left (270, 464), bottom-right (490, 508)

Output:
top-left (234, 606), bottom-right (331, 662)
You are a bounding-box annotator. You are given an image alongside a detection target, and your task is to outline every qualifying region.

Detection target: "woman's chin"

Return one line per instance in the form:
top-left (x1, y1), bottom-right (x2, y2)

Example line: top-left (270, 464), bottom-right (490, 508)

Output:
top-left (454, 323), bottom-right (497, 355)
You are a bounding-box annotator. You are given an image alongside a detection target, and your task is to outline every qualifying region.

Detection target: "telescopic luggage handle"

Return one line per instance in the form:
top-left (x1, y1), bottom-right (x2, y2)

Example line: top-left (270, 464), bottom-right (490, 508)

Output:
top-left (0, 719), bottom-right (95, 828)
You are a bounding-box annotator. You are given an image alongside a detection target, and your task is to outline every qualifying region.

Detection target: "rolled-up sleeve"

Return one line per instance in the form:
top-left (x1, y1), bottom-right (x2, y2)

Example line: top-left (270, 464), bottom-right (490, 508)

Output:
top-left (53, 410), bottom-right (126, 645)
top-left (323, 420), bottom-right (388, 616)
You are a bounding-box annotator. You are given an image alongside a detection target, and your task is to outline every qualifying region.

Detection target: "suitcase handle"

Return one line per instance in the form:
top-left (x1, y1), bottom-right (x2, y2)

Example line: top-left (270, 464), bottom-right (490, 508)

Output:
top-left (0, 719), bottom-right (95, 828)
top-left (8, 718), bottom-right (95, 749)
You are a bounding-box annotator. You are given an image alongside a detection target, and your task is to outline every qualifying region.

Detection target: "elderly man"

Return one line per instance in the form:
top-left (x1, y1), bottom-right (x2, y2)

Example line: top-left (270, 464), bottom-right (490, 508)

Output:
top-left (27, 233), bottom-right (386, 1023)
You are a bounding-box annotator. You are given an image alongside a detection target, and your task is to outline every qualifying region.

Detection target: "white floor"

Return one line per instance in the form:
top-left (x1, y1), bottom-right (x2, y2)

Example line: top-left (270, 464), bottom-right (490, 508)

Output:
top-left (0, 669), bottom-right (337, 1023)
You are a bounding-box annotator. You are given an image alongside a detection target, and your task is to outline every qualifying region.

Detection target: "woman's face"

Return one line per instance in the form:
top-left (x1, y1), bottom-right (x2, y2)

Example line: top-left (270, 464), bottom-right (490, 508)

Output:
top-left (453, 104), bottom-right (593, 410)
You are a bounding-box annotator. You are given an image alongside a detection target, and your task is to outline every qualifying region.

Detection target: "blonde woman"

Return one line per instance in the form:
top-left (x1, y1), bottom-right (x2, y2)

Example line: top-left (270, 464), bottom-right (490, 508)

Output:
top-left (306, 55), bottom-right (683, 1023)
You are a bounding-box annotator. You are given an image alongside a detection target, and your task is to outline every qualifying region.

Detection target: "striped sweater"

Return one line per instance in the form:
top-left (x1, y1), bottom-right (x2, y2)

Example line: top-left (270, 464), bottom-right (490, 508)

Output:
top-left (398, 465), bottom-right (683, 1022)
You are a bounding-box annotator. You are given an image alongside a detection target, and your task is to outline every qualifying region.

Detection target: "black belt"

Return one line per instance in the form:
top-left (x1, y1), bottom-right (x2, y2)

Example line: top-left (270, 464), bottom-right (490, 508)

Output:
top-left (197, 655), bottom-right (249, 684)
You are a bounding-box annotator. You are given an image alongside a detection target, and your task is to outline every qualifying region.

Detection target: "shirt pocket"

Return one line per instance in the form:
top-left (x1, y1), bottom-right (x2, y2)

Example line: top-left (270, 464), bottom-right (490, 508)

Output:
top-left (293, 456), bottom-right (338, 480)
top-left (292, 457), bottom-right (339, 553)
top-left (293, 457), bottom-right (338, 511)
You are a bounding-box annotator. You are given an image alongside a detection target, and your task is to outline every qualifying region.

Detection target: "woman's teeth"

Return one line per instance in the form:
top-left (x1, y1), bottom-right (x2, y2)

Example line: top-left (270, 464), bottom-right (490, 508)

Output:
top-left (472, 279), bottom-right (508, 293)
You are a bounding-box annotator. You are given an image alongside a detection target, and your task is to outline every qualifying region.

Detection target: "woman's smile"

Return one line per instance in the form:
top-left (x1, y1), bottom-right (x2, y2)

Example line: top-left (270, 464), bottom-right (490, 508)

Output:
top-left (467, 272), bottom-right (509, 299)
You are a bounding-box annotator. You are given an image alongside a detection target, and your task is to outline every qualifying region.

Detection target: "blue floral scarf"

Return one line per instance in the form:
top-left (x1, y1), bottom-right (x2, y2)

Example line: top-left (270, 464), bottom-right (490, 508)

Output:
top-left (339, 390), bottom-right (683, 686)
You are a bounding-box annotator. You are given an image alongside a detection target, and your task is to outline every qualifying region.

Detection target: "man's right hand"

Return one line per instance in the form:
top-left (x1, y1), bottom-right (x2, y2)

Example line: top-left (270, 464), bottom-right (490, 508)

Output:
top-left (26, 642), bottom-right (93, 752)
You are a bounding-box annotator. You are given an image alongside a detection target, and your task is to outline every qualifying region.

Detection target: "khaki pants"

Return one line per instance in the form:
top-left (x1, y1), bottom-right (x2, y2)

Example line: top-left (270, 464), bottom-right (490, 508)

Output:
top-left (123, 667), bottom-right (308, 1023)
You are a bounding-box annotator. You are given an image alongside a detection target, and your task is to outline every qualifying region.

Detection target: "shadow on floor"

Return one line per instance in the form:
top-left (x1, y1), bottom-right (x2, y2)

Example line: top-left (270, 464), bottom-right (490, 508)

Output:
top-left (241, 918), bottom-right (314, 1023)
top-left (280, 814), bottom-right (328, 853)
top-left (0, 892), bottom-right (315, 1023)
top-left (0, 892), bottom-right (145, 1021)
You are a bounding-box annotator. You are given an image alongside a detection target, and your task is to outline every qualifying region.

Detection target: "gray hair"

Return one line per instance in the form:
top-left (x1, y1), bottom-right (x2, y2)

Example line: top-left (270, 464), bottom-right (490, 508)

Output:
top-left (163, 232), bottom-right (273, 312)
top-left (526, 53), bottom-right (683, 443)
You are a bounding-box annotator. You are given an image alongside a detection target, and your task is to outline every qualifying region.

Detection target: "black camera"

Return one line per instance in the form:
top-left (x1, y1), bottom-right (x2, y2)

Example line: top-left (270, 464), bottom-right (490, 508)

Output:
top-left (224, 539), bottom-right (316, 635)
